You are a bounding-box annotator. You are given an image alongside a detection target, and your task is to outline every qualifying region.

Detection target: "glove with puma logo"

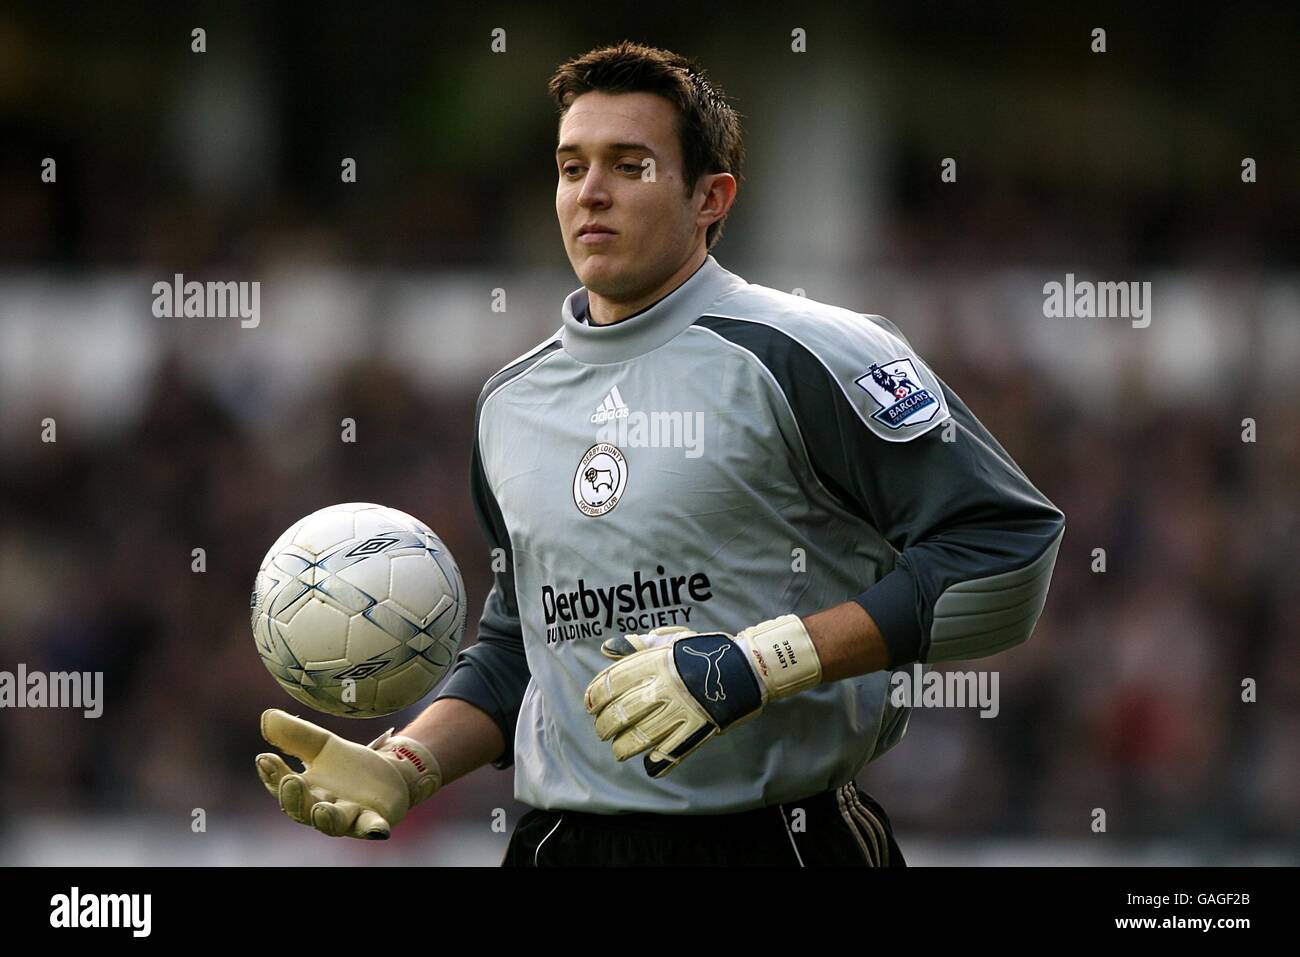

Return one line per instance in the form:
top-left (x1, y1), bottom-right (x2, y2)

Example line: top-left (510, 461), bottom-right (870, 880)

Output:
top-left (583, 615), bottom-right (822, 778)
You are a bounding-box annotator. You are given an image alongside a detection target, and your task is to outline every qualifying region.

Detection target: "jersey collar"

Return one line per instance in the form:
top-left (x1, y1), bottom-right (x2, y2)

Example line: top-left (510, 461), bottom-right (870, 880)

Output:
top-left (561, 255), bottom-right (744, 364)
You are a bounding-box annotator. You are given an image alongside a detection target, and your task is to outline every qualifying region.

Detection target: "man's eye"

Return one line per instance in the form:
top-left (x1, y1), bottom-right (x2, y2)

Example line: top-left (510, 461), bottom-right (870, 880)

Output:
top-left (562, 166), bottom-right (584, 177)
top-left (617, 162), bottom-right (644, 174)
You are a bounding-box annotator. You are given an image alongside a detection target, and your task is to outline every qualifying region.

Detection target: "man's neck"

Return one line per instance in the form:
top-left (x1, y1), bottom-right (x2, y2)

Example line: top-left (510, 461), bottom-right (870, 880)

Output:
top-left (587, 248), bottom-right (708, 326)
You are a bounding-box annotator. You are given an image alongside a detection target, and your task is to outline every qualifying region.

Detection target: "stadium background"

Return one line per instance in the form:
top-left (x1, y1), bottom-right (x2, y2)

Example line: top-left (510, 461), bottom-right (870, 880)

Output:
top-left (1, 3), bottom-right (1297, 864)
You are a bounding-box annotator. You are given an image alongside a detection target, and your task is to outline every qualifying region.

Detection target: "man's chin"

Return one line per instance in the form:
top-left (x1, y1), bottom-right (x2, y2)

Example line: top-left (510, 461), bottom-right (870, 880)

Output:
top-left (574, 254), bottom-right (628, 296)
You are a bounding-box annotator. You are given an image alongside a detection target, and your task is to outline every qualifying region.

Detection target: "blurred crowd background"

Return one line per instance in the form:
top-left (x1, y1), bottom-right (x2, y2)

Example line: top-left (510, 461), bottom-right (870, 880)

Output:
top-left (1, 4), bottom-right (1297, 864)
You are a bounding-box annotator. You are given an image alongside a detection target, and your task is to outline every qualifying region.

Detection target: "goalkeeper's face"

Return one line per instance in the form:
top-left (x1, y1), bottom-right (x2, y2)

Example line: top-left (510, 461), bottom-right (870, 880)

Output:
top-left (556, 91), bottom-right (711, 302)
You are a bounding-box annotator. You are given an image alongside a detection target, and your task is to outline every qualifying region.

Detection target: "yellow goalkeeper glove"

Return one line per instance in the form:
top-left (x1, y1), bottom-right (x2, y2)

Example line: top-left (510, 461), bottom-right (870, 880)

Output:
top-left (584, 615), bottom-right (822, 778)
top-left (255, 708), bottom-right (441, 840)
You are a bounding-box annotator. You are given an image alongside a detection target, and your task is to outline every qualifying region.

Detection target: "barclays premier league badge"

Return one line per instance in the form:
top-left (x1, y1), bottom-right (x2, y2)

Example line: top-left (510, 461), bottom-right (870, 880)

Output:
top-left (855, 358), bottom-right (940, 430)
top-left (573, 443), bottom-right (627, 517)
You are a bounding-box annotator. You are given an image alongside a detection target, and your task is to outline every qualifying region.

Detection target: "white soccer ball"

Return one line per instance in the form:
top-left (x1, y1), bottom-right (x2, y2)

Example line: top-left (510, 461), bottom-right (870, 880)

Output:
top-left (251, 502), bottom-right (467, 718)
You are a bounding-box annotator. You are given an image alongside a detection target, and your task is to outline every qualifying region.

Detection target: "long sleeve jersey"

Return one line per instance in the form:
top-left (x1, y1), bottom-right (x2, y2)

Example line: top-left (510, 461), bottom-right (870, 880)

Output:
top-left (436, 255), bottom-right (1065, 814)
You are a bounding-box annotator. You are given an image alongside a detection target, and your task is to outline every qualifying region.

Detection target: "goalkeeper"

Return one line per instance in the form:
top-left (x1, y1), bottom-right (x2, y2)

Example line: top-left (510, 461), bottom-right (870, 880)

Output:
top-left (257, 42), bottom-right (1065, 866)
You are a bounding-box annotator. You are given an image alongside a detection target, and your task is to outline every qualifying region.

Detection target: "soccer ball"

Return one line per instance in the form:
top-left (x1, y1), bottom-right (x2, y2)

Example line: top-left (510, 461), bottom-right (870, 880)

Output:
top-left (251, 502), bottom-right (467, 718)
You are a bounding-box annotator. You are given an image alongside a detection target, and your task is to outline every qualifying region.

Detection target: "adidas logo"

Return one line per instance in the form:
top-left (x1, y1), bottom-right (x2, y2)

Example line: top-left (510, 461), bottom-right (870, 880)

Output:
top-left (592, 387), bottom-right (706, 458)
top-left (590, 385), bottom-right (631, 424)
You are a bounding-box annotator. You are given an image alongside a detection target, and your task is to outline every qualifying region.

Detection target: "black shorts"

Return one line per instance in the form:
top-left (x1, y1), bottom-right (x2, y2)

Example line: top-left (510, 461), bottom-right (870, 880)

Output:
top-left (502, 781), bottom-right (905, 867)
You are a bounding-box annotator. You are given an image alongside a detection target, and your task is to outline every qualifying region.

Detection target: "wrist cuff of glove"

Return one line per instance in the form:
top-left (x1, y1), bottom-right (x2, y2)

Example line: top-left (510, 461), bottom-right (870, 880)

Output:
top-left (736, 615), bottom-right (823, 700)
top-left (371, 731), bottom-right (443, 805)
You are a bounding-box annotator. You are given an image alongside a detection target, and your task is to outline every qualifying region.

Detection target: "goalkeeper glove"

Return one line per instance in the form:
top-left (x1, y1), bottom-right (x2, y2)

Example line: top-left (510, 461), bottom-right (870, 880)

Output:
top-left (583, 615), bottom-right (822, 778)
top-left (255, 708), bottom-right (441, 840)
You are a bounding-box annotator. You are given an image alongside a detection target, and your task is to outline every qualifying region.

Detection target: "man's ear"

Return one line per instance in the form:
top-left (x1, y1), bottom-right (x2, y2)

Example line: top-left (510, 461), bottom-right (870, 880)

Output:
top-left (697, 172), bottom-right (737, 228)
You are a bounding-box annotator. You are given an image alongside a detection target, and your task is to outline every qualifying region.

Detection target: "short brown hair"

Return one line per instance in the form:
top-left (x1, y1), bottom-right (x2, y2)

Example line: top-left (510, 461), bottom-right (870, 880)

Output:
top-left (548, 42), bottom-right (745, 251)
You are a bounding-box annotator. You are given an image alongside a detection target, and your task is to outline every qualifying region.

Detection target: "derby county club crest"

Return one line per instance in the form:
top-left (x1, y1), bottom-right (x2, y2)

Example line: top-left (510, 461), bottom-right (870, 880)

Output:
top-left (573, 443), bottom-right (628, 517)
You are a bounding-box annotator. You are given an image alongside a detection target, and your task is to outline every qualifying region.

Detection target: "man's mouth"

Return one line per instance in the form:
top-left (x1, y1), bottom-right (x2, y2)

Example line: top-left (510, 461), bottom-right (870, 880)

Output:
top-left (578, 224), bottom-right (618, 244)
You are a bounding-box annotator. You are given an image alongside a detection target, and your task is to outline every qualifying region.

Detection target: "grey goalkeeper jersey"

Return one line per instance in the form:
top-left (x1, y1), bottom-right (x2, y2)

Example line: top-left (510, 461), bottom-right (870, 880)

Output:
top-left (437, 255), bottom-right (1065, 814)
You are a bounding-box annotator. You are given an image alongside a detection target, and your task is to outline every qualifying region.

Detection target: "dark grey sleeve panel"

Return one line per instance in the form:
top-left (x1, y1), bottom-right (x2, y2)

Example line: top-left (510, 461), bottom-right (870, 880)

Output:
top-left (696, 315), bottom-right (1065, 667)
top-left (436, 585), bottom-right (529, 771)
top-left (851, 382), bottom-right (1065, 665)
top-left (434, 340), bottom-right (561, 769)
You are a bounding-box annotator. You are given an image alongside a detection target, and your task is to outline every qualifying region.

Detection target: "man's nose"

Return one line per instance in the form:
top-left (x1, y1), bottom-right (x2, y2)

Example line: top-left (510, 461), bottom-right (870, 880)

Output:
top-left (577, 169), bottom-right (610, 208)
